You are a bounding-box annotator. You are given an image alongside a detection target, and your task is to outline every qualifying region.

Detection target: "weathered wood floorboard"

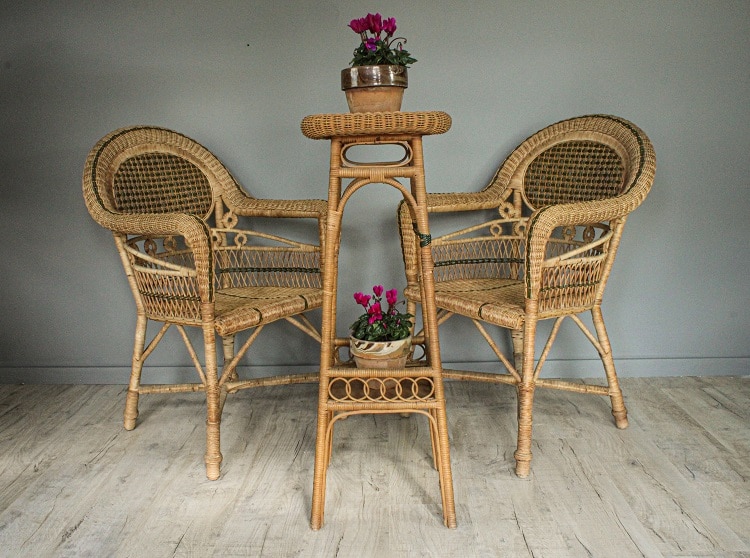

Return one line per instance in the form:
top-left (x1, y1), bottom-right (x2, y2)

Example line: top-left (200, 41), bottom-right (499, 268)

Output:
top-left (0, 377), bottom-right (748, 557)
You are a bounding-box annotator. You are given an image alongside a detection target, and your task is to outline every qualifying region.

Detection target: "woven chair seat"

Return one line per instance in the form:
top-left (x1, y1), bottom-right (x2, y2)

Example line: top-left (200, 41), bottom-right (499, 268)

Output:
top-left (214, 286), bottom-right (322, 336)
top-left (405, 279), bottom-right (525, 330)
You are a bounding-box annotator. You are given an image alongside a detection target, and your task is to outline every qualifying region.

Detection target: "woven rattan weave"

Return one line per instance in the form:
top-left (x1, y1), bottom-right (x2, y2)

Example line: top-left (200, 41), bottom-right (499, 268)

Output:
top-left (398, 115), bottom-right (656, 478)
top-left (302, 111), bottom-right (456, 529)
top-left (82, 126), bottom-right (326, 480)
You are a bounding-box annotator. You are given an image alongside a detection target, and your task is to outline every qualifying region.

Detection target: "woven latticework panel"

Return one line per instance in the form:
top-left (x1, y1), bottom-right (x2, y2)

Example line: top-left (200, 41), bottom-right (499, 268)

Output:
top-left (538, 231), bottom-right (607, 313)
top-left (525, 141), bottom-right (624, 207)
top-left (215, 247), bottom-right (321, 289)
top-left (538, 258), bottom-right (603, 313)
top-left (432, 237), bottom-right (524, 282)
top-left (114, 153), bottom-right (213, 215)
top-left (129, 249), bottom-right (203, 322)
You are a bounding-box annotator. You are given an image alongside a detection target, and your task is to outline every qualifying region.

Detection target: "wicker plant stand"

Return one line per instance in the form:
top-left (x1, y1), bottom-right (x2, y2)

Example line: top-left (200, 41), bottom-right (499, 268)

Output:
top-left (301, 111), bottom-right (457, 530)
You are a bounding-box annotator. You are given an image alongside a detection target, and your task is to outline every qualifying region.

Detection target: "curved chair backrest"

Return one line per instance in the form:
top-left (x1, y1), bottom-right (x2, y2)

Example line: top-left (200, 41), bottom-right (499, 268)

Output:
top-left (83, 126), bottom-right (241, 229)
top-left (491, 115), bottom-right (655, 215)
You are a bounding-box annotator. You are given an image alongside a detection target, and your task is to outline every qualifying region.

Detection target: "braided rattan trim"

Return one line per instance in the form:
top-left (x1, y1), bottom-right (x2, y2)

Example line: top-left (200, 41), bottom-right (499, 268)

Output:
top-left (300, 111), bottom-right (451, 139)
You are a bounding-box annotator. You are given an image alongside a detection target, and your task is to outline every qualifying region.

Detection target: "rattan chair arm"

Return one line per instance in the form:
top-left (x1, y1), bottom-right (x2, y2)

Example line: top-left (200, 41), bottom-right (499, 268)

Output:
top-left (422, 190), bottom-right (506, 214)
top-left (523, 196), bottom-right (638, 299)
top-left (101, 211), bottom-right (214, 302)
top-left (95, 210), bottom-right (205, 237)
top-left (225, 195), bottom-right (328, 220)
top-left (528, 195), bottom-right (637, 241)
top-left (223, 194), bottom-right (328, 249)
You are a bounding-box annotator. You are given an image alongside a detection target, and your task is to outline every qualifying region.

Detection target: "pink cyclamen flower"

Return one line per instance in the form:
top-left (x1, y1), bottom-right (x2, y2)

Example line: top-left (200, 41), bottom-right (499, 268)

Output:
top-left (365, 37), bottom-right (378, 51)
top-left (382, 17), bottom-right (397, 36)
top-left (366, 12), bottom-right (383, 36)
top-left (354, 292), bottom-right (371, 308)
top-left (386, 289), bottom-right (398, 306)
top-left (348, 17), bottom-right (369, 34)
top-left (372, 285), bottom-right (384, 297)
top-left (367, 302), bottom-right (383, 324)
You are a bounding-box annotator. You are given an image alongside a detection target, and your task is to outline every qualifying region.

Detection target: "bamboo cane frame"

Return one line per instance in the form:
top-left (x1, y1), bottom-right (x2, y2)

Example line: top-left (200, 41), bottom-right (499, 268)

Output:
top-left (301, 111), bottom-right (457, 530)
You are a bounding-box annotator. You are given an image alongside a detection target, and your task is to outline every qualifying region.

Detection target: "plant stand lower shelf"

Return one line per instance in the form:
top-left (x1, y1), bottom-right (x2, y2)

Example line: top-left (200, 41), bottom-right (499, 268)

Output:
top-left (301, 110), bottom-right (456, 530)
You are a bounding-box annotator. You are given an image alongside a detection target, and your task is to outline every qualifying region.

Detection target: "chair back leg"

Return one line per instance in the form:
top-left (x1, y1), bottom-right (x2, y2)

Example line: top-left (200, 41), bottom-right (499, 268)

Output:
top-left (591, 306), bottom-right (628, 428)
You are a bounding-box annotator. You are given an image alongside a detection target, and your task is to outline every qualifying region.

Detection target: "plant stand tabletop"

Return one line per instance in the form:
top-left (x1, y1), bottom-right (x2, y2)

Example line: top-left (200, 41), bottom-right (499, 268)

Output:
top-left (301, 111), bottom-right (456, 530)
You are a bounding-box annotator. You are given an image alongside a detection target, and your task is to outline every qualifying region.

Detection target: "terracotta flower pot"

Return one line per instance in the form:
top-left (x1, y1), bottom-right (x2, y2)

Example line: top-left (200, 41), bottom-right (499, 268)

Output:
top-left (341, 65), bottom-right (408, 113)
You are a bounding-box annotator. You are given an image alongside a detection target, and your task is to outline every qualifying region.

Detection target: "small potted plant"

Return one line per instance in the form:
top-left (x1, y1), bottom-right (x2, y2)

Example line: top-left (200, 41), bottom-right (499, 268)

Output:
top-left (349, 285), bottom-right (414, 369)
top-left (341, 13), bottom-right (417, 113)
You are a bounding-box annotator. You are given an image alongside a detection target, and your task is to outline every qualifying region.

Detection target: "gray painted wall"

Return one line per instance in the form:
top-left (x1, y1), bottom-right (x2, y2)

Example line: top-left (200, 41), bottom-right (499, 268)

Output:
top-left (1, 1), bottom-right (748, 384)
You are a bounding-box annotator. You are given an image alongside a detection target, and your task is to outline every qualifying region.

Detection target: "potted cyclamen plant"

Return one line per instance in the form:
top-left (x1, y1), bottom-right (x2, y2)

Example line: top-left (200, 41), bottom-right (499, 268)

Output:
top-left (349, 285), bottom-right (414, 369)
top-left (341, 13), bottom-right (417, 113)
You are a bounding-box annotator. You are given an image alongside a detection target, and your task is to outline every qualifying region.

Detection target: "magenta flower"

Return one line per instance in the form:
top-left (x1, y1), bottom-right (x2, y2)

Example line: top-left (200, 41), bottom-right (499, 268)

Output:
top-left (353, 292), bottom-right (371, 308)
top-left (350, 284), bottom-right (413, 342)
top-left (367, 302), bottom-right (383, 324)
top-left (386, 289), bottom-right (398, 306)
top-left (347, 12), bottom-right (416, 68)
top-left (366, 12), bottom-right (383, 36)
top-left (348, 17), bottom-right (369, 34)
top-left (382, 17), bottom-right (397, 36)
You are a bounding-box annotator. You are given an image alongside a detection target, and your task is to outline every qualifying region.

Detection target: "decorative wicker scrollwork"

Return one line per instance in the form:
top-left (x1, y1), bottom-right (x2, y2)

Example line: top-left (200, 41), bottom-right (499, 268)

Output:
top-left (328, 376), bottom-right (435, 403)
top-left (498, 201), bottom-right (517, 219)
top-left (562, 226), bottom-right (576, 241)
top-left (143, 237), bottom-right (158, 257)
top-left (583, 225), bottom-right (596, 243)
top-left (221, 208), bottom-right (238, 229)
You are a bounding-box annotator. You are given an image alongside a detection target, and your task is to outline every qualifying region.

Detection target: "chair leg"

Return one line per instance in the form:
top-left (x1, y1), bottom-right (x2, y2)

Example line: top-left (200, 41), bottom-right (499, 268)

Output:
top-left (221, 335), bottom-right (239, 383)
top-left (433, 404), bottom-right (457, 528)
top-left (203, 323), bottom-right (223, 480)
top-left (514, 380), bottom-right (535, 478)
top-left (124, 314), bottom-right (148, 431)
top-left (510, 328), bottom-right (524, 420)
top-left (310, 400), bottom-right (331, 530)
top-left (428, 409), bottom-right (439, 470)
top-left (325, 411), bottom-right (335, 469)
top-left (514, 318), bottom-right (537, 478)
top-left (218, 335), bottom-right (237, 413)
top-left (591, 307), bottom-right (628, 429)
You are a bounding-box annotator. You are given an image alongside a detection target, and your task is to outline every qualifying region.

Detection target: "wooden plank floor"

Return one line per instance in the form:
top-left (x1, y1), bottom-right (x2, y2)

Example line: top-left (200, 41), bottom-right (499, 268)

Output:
top-left (0, 377), bottom-right (748, 557)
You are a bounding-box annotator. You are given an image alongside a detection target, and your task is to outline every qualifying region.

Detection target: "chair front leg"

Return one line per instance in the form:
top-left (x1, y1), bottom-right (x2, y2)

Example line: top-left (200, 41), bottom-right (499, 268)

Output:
top-left (514, 313), bottom-right (538, 478)
top-left (202, 316), bottom-right (223, 480)
top-left (510, 329), bottom-right (524, 410)
top-left (124, 313), bottom-right (148, 431)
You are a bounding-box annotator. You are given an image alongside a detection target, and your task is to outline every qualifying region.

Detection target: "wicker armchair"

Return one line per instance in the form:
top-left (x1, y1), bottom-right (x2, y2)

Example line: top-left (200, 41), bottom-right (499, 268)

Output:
top-left (398, 115), bottom-right (656, 477)
top-left (83, 126), bottom-right (326, 479)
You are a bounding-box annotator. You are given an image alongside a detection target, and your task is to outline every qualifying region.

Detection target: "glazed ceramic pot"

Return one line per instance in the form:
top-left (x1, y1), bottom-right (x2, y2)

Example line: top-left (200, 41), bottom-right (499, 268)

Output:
top-left (349, 336), bottom-right (412, 369)
top-left (341, 65), bottom-right (408, 113)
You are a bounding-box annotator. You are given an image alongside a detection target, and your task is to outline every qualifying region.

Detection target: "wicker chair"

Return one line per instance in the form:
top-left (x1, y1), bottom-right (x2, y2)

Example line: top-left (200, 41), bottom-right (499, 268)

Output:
top-left (398, 115), bottom-right (656, 477)
top-left (82, 126), bottom-right (326, 480)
